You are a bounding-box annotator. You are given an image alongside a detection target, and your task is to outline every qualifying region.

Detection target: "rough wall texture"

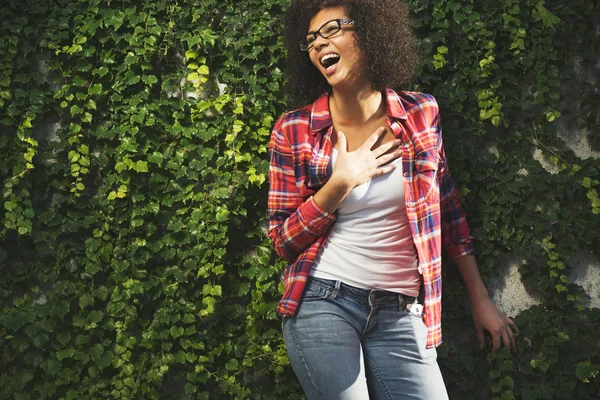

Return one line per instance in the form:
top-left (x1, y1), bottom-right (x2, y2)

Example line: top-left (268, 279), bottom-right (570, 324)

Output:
top-left (488, 256), bottom-right (542, 317)
top-left (490, 46), bottom-right (600, 315)
top-left (490, 251), bottom-right (600, 316)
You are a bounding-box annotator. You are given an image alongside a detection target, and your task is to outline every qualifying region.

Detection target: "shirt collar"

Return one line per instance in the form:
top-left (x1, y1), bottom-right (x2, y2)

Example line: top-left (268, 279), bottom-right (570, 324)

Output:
top-left (384, 88), bottom-right (408, 120)
top-left (309, 88), bottom-right (408, 135)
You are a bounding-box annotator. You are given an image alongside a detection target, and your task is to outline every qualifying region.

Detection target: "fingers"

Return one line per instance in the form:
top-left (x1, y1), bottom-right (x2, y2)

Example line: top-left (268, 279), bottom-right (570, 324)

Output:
top-left (506, 317), bottom-right (520, 333)
top-left (507, 323), bottom-right (517, 352)
top-left (472, 302), bottom-right (520, 354)
top-left (375, 148), bottom-right (402, 166)
top-left (500, 322), bottom-right (516, 353)
top-left (475, 325), bottom-right (485, 350)
top-left (373, 137), bottom-right (402, 158)
top-left (491, 330), bottom-right (501, 353)
top-left (501, 329), bottom-right (513, 353)
top-left (505, 315), bottom-right (518, 352)
top-left (490, 315), bottom-right (518, 354)
top-left (371, 163), bottom-right (397, 177)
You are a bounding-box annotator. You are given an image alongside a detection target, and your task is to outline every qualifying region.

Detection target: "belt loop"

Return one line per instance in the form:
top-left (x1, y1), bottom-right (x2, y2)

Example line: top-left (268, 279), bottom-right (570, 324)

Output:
top-left (330, 280), bottom-right (341, 299)
top-left (398, 293), bottom-right (406, 312)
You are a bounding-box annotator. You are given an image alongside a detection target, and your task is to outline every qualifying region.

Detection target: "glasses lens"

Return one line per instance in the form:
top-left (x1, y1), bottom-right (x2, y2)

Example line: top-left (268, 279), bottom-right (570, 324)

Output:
top-left (321, 20), bottom-right (341, 38)
top-left (299, 34), bottom-right (315, 51)
top-left (298, 39), bottom-right (308, 51)
top-left (300, 20), bottom-right (344, 51)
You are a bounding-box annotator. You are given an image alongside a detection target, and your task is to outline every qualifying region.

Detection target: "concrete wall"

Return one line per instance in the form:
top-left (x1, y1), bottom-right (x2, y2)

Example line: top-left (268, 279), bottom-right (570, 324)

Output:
top-left (489, 47), bottom-right (600, 316)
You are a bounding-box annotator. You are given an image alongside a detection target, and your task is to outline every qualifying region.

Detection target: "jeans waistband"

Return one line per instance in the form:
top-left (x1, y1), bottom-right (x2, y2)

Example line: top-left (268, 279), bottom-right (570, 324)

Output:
top-left (306, 276), bottom-right (418, 307)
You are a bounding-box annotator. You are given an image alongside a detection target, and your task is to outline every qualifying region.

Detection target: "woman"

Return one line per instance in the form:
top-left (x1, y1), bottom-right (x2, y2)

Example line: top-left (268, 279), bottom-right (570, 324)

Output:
top-left (267, 0), bottom-right (519, 398)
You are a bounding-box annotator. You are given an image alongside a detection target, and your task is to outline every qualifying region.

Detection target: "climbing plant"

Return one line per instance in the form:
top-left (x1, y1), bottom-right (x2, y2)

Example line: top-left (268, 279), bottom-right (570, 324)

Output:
top-left (0, 0), bottom-right (598, 399)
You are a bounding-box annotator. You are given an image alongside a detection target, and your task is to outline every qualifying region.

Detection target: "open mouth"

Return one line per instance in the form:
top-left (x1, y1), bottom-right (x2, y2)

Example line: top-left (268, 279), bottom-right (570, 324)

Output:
top-left (320, 53), bottom-right (340, 69)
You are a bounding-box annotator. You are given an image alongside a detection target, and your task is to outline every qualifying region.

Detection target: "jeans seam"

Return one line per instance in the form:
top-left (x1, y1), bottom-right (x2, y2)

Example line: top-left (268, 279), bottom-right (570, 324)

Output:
top-left (365, 354), bottom-right (393, 400)
top-left (287, 319), bottom-right (323, 399)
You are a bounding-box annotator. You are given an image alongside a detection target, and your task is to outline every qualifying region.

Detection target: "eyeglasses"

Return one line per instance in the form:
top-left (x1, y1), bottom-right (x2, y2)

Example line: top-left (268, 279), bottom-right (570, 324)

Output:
top-left (299, 19), bottom-right (355, 52)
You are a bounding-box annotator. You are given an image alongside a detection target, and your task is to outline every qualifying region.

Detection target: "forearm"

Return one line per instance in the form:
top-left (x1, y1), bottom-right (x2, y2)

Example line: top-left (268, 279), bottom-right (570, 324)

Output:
top-left (268, 124), bottom-right (339, 262)
top-left (454, 254), bottom-right (489, 302)
top-left (268, 195), bottom-right (336, 262)
top-left (269, 176), bottom-right (350, 261)
top-left (312, 174), bottom-right (352, 214)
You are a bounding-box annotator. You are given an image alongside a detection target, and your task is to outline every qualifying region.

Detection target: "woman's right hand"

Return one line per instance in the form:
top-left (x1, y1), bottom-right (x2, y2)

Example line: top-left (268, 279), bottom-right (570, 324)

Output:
top-left (331, 127), bottom-right (402, 190)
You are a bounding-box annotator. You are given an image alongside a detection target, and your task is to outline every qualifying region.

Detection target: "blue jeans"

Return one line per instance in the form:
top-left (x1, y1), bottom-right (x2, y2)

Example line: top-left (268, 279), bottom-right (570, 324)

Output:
top-left (282, 277), bottom-right (449, 400)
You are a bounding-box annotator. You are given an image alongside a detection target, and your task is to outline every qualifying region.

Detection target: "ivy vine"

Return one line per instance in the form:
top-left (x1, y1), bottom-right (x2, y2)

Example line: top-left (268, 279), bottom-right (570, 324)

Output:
top-left (0, 0), bottom-right (598, 399)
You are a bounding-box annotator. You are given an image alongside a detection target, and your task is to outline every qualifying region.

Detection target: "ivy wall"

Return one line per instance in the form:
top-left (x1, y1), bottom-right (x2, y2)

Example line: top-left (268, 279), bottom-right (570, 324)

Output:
top-left (0, 0), bottom-right (599, 399)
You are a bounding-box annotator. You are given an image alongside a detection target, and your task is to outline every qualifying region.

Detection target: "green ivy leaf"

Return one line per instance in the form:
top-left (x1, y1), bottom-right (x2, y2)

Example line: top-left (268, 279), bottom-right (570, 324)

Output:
top-left (79, 294), bottom-right (93, 309)
top-left (96, 350), bottom-right (113, 369)
top-left (142, 75), bottom-right (158, 85)
top-left (148, 151), bottom-right (164, 165)
top-left (89, 83), bottom-right (102, 95)
top-left (198, 65), bottom-right (209, 75)
top-left (89, 344), bottom-right (104, 359)
top-left (576, 361), bottom-right (600, 383)
top-left (170, 326), bottom-right (185, 338)
top-left (56, 332), bottom-right (71, 345)
top-left (56, 347), bottom-right (75, 360)
top-left (225, 359), bottom-right (239, 371)
top-left (500, 376), bottom-right (514, 388)
top-left (175, 350), bottom-right (186, 364)
top-left (185, 49), bottom-right (198, 59)
top-left (135, 160), bottom-right (149, 172)
top-left (87, 311), bottom-right (103, 324)
top-left (70, 105), bottom-right (83, 116)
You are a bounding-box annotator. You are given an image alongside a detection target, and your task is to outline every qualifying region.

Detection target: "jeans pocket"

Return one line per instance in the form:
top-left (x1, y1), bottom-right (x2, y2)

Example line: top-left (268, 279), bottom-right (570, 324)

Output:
top-left (301, 280), bottom-right (330, 302)
top-left (406, 303), bottom-right (424, 318)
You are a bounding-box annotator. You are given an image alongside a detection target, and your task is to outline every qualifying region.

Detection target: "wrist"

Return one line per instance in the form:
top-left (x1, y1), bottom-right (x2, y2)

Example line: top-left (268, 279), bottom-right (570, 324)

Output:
top-left (454, 255), bottom-right (489, 303)
top-left (468, 287), bottom-right (489, 304)
top-left (328, 173), bottom-right (353, 194)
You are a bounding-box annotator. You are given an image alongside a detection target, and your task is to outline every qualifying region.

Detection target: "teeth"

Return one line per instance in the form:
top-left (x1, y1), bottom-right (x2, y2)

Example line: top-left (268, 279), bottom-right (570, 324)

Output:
top-left (320, 53), bottom-right (340, 64)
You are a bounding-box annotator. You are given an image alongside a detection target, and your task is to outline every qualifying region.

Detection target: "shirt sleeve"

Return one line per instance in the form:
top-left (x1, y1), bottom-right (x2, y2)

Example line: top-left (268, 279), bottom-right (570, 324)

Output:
top-left (267, 120), bottom-right (336, 263)
top-left (434, 110), bottom-right (476, 260)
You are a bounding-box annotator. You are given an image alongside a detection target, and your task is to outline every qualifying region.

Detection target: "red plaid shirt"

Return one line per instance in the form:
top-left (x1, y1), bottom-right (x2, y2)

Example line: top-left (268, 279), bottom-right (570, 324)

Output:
top-left (267, 88), bottom-right (475, 348)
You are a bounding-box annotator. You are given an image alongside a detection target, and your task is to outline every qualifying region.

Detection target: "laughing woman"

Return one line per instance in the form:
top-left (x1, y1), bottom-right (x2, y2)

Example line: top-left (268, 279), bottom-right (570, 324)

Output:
top-left (267, 0), bottom-right (518, 398)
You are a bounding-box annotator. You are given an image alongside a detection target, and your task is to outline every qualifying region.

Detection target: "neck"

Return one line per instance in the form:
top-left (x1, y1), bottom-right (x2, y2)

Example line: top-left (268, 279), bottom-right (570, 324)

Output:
top-left (330, 84), bottom-right (385, 125)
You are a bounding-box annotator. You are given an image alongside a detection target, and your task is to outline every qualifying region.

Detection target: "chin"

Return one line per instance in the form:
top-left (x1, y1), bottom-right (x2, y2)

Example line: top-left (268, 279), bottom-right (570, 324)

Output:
top-left (326, 74), bottom-right (361, 91)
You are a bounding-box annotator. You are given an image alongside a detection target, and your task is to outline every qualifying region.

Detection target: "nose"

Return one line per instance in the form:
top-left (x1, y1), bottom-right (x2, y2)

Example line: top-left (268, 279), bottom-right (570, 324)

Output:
top-left (312, 35), bottom-right (329, 51)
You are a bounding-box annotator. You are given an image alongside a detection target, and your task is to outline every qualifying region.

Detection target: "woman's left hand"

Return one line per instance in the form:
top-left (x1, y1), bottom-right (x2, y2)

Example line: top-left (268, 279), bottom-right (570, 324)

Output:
top-left (471, 296), bottom-right (519, 353)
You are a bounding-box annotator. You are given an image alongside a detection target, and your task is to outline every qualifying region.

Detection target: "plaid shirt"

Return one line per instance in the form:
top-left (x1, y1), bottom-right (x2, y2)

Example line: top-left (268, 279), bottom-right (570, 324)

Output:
top-left (267, 88), bottom-right (475, 348)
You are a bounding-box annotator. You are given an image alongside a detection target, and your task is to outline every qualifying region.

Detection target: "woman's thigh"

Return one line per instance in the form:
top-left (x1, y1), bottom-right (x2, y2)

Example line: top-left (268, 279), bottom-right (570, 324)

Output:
top-left (282, 280), bottom-right (370, 400)
top-left (362, 307), bottom-right (449, 400)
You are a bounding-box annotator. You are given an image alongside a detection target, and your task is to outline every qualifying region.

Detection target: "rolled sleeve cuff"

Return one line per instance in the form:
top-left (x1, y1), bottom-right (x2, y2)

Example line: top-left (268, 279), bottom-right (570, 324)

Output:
top-left (299, 196), bottom-right (336, 235)
top-left (447, 241), bottom-right (476, 260)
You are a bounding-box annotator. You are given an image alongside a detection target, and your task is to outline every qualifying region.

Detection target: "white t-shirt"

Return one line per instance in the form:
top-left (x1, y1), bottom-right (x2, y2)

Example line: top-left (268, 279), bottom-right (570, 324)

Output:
top-left (311, 148), bottom-right (421, 296)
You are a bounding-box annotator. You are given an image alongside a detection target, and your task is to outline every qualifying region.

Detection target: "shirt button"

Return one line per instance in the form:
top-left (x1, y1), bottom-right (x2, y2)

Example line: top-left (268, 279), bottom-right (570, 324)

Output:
top-left (403, 172), bottom-right (409, 177)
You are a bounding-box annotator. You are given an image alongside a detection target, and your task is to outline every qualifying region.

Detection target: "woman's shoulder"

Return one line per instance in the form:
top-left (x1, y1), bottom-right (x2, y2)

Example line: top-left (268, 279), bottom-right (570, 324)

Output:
top-left (272, 95), bottom-right (325, 134)
top-left (388, 89), bottom-right (441, 126)
top-left (272, 107), bottom-right (312, 140)
top-left (276, 105), bottom-right (312, 124)
top-left (394, 90), bottom-right (439, 112)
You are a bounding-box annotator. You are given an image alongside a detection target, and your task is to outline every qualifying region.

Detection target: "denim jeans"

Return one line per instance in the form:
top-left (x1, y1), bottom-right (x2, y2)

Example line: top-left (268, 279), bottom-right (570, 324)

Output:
top-left (282, 277), bottom-right (449, 400)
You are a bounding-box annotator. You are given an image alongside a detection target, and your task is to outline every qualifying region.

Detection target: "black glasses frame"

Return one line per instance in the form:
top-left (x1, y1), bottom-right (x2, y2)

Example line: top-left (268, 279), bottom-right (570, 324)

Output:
top-left (298, 19), bottom-right (355, 52)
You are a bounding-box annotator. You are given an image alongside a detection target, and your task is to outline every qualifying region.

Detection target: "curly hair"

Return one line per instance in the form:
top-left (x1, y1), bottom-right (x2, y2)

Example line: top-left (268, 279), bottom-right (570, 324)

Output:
top-left (284, 0), bottom-right (419, 108)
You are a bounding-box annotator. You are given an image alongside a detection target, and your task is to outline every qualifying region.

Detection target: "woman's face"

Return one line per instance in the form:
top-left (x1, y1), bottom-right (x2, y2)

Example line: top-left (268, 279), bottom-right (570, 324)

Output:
top-left (307, 7), bottom-right (369, 90)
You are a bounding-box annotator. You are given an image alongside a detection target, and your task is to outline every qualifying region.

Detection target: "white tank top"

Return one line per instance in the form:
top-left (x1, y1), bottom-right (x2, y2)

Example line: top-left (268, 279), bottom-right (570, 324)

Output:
top-left (311, 148), bottom-right (420, 296)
